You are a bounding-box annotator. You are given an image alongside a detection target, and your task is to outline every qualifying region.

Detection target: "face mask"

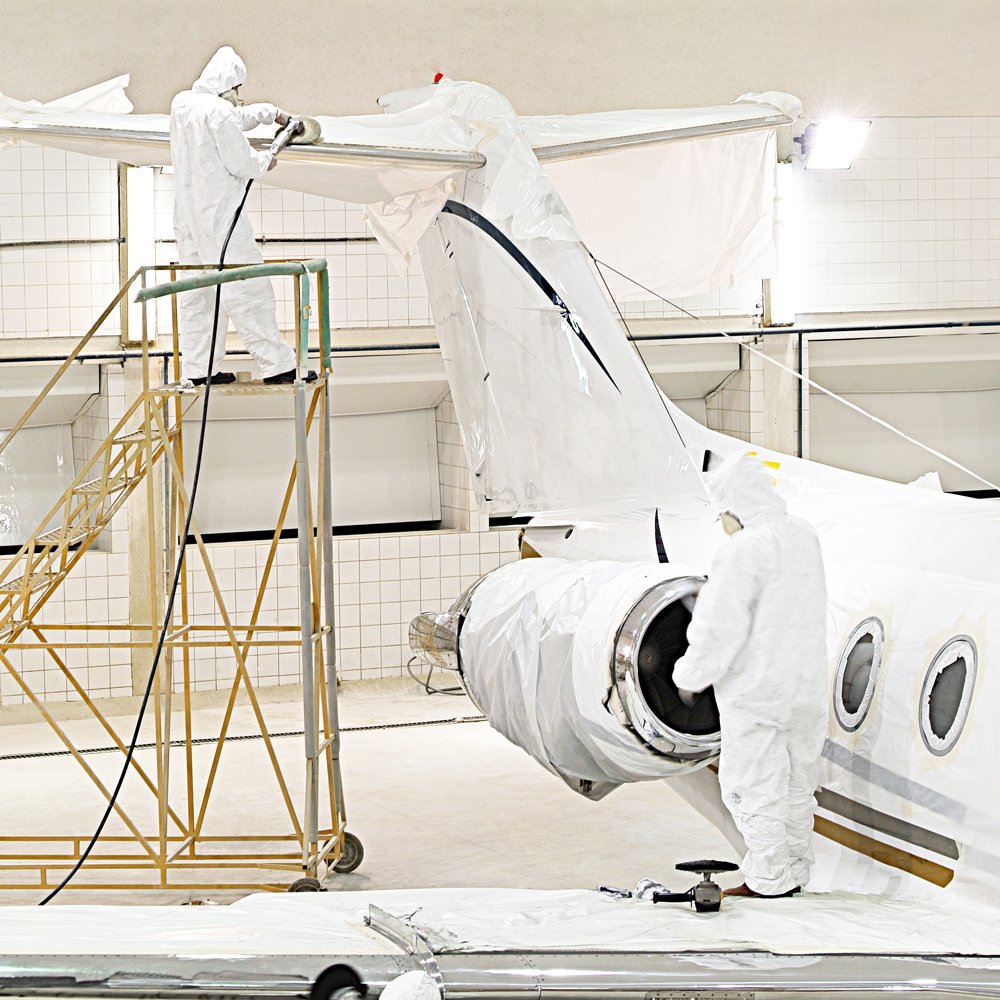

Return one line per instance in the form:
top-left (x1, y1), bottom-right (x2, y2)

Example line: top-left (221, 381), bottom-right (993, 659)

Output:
top-left (720, 511), bottom-right (744, 536)
top-left (219, 88), bottom-right (243, 107)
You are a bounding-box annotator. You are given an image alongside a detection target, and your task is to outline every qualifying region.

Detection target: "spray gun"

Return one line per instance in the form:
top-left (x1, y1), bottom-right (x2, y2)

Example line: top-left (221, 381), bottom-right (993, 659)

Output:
top-left (269, 115), bottom-right (323, 159)
top-left (270, 118), bottom-right (305, 156)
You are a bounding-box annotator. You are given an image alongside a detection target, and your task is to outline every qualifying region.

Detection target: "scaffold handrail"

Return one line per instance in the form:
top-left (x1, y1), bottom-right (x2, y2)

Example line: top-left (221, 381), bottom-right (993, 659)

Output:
top-left (135, 258), bottom-right (329, 303)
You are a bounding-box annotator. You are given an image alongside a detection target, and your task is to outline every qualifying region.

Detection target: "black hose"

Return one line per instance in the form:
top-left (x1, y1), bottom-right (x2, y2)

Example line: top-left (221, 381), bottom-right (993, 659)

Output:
top-left (39, 178), bottom-right (256, 903)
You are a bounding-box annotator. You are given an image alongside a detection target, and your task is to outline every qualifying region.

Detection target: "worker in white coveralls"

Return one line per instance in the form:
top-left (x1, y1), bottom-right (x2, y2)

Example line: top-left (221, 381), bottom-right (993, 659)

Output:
top-left (672, 454), bottom-right (828, 899)
top-left (169, 46), bottom-right (314, 385)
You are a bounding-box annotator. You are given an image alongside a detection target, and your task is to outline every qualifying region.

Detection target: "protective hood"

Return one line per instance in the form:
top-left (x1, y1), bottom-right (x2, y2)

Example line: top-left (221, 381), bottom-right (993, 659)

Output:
top-left (192, 46), bottom-right (246, 96)
top-left (707, 453), bottom-right (787, 527)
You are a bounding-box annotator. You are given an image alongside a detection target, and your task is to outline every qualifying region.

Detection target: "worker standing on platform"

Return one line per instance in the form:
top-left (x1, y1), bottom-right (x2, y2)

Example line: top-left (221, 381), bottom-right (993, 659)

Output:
top-left (169, 45), bottom-right (312, 386)
top-left (672, 454), bottom-right (829, 899)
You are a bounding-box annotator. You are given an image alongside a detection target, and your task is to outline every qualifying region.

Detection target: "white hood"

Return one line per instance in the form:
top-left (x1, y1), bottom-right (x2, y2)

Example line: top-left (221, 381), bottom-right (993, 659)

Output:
top-left (708, 453), bottom-right (787, 527)
top-left (192, 46), bottom-right (246, 96)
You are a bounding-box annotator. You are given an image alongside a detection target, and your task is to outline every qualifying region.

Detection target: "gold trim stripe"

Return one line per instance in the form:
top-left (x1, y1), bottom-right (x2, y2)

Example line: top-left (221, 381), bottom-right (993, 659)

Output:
top-left (814, 815), bottom-right (954, 888)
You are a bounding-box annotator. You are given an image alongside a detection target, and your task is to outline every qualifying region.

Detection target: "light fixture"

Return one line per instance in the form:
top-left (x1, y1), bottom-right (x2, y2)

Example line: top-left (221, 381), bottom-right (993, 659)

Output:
top-left (795, 119), bottom-right (871, 170)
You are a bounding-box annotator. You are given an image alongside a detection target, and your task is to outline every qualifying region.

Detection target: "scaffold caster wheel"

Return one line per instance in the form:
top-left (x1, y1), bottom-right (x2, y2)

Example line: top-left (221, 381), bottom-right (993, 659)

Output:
top-left (332, 832), bottom-right (364, 874)
top-left (287, 876), bottom-right (325, 892)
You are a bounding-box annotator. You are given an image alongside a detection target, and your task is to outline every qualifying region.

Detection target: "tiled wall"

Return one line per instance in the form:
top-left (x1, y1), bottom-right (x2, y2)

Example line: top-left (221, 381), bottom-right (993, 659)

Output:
top-left (142, 505), bottom-right (518, 693)
top-left (436, 394), bottom-right (475, 531)
top-left (704, 344), bottom-right (765, 443)
top-left (0, 144), bottom-right (120, 339)
top-left (789, 116), bottom-right (1000, 312)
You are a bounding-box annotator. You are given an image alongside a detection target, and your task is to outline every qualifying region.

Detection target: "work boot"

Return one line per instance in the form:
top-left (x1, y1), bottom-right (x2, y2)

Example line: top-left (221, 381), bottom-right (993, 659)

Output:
top-left (190, 371), bottom-right (237, 386)
top-left (724, 883), bottom-right (801, 899)
top-left (263, 369), bottom-right (318, 384)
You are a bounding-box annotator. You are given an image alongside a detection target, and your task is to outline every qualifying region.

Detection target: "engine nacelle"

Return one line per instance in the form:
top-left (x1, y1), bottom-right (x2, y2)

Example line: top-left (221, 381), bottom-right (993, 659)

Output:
top-left (409, 558), bottom-right (720, 798)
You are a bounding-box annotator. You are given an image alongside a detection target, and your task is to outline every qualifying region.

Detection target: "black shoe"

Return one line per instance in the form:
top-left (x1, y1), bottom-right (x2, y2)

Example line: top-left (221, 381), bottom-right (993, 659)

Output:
top-left (190, 371), bottom-right (236, 386)
top-left (263, 369), bottom-right (318, 384)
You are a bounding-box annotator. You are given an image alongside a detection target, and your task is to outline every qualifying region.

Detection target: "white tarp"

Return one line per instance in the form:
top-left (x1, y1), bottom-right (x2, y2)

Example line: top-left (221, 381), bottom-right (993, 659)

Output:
top-left (413, 82), bottom-right (712, 512)
top-left (2, 887), bottom-right (998, 958)
top-left (459, 557), bottom-right (708, 795)
top-left (544, 129), bottom-right (779, 300)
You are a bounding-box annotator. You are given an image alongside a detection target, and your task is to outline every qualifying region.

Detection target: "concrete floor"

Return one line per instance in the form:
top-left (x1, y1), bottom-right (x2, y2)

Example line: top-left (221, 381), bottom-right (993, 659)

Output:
top-left (0, 677), bottom-right (734, 905)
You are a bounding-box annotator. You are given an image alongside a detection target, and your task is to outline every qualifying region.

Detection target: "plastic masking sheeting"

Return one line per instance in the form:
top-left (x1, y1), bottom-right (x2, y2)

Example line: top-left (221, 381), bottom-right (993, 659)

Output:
top-left (458, 558), bottom-right (711, 796)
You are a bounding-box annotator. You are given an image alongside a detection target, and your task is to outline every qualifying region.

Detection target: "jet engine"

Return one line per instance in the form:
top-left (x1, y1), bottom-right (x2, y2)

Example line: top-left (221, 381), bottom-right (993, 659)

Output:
top-left (409, 558), bottom-right (720, 798)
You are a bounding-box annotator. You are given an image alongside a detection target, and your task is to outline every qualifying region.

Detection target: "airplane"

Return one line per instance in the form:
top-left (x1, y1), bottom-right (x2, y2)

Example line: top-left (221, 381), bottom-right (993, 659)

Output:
top-left (3, 73), bottom-right (999, 995)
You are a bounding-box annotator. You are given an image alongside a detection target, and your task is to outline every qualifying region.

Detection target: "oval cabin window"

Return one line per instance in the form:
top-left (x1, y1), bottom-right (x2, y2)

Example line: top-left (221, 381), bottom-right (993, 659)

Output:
top-left (834, 618), bottom-right (885, 732)
top-left (920, 637), bottom-right (977, 757)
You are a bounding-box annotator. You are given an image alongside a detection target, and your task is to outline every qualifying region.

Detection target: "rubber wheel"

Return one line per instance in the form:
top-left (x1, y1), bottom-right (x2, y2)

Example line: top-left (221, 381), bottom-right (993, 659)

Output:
top-left (332, 832), bottom-right (364, 874)
top-left (287, 876), bottom-right (325, 892)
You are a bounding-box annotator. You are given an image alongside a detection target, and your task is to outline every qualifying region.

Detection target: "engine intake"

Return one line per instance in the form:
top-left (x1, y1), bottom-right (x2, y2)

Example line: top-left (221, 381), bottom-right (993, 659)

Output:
top-left (609, 578), bottom-right (720, 761)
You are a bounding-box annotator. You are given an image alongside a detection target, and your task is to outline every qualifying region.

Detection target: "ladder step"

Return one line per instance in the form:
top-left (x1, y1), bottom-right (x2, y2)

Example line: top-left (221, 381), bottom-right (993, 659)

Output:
top-left (0, 572), bottom-right (53, 595)
top-left (113, 426), bottom-right (178, 447)
top-left (74, 476), bottom-right (128, 495)
top-left (112, 430), bottom-right (150, 446)
top-left (36, 525), bottom-right (90, 547)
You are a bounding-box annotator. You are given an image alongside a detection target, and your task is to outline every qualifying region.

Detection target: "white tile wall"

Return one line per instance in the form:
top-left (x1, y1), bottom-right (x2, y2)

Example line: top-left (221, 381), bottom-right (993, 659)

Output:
top-left (0, 144), bottom-right (120, 339)
top-left (790, 116), bottom-right (1000, 312)
top-left (705, 343), bottom-right (765, 443)
top-left (436, 393), bottom-right (473, 530)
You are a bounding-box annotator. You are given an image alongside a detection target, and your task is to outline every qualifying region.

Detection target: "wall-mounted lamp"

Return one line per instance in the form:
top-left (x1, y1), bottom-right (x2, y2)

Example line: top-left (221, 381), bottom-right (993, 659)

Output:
top-left (794, 119), bottom-right (871, 170)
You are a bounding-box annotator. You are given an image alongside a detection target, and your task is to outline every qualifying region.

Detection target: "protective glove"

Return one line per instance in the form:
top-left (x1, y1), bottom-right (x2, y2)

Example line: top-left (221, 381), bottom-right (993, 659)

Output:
top-left (677, 688), bottom-right (699, 707)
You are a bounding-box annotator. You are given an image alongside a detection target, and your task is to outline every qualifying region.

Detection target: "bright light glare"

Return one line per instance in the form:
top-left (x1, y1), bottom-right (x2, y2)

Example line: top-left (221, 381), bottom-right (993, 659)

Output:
top-left (804, 119), bottom-right (871, 170)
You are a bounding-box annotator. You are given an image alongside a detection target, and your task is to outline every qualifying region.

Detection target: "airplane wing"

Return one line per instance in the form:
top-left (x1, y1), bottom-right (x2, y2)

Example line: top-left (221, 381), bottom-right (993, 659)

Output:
top-left (3, 79), bottom-right (795, 295)
top-left (0, 108), bottom-right (485, 207)
top-left (523, 93), bottom-right (799, 161)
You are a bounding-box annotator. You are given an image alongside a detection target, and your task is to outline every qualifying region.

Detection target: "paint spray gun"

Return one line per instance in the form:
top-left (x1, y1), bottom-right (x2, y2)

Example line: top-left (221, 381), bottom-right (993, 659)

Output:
top-left (269, 115), bottom-right (323, 159)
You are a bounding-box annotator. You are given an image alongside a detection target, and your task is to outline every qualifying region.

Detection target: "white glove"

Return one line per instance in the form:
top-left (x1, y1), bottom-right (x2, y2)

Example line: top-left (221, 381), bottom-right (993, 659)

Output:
top-left (677, 688), bottom-right (699, 707)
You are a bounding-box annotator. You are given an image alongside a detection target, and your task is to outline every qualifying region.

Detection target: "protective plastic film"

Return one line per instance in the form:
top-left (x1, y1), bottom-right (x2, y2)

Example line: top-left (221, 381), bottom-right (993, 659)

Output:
top-left (458, 558), bottom-right (713, 797)
top-left (418, 83), bottom-right (709, 513)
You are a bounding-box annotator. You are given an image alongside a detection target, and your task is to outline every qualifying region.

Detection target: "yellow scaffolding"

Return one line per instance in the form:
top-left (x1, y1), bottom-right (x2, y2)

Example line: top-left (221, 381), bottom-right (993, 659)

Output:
top-left (0, 260), bottom-right (361, 892)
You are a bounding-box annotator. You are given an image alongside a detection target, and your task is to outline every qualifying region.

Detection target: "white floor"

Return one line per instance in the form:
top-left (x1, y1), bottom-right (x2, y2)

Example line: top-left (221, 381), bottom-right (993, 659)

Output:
top-left (0, 677), bottom-right (735, 906)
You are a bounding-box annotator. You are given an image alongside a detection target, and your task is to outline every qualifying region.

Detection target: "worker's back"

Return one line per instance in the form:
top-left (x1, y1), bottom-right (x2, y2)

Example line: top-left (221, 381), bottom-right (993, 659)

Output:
top-left (716, 510), bottom-right (828, 726)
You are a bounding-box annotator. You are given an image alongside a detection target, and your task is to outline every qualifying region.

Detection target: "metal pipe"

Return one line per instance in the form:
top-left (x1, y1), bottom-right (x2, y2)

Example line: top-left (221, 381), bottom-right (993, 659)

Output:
top-left (154, 237), bottom-right (377, 246)
top-left (0, 238), bottom-right (124, 250)
top-left (320, 374), bottom-right (346, 831)
top-left (136, 259), bottom-right (328, 303)
top-left (797, 330), bottom-right (804, 459)
top-left (3, 950), bottom-right (1000, 999)
top-left (293, 376), bottom-right (317, 874)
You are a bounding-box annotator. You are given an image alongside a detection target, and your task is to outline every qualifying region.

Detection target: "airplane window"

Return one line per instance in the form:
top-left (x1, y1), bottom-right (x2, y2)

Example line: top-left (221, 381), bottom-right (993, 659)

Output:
top-left (834, 617), bottom-right (884, 732)
top-left (920, 637), bottom-right (977, 756)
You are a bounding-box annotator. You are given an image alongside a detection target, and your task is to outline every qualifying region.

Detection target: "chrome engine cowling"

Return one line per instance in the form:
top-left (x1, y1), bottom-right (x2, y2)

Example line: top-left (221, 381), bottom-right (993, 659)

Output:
top-left (609, 576), bottom-right (720, 762)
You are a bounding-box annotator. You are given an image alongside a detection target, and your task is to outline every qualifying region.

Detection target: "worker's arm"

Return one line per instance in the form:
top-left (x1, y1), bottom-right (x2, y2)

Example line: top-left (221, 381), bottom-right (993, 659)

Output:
top-left (213, 110), bottom-right (273, 179)
top-left (234, 102), bottom-right (280, 130)
top-left (672, 533), bottom-right (763, 694)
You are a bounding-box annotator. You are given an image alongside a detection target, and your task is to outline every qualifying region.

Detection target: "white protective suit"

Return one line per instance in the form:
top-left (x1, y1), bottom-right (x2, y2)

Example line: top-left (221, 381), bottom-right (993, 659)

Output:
top-left (672, 455), bottom-right (828, 896)
top-left (169, 47), bottom-right (296, 381)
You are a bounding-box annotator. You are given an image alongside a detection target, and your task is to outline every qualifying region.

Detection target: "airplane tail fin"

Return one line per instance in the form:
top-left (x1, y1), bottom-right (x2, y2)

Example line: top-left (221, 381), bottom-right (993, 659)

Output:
top-left (417, 83), bottom-right (708, 515)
